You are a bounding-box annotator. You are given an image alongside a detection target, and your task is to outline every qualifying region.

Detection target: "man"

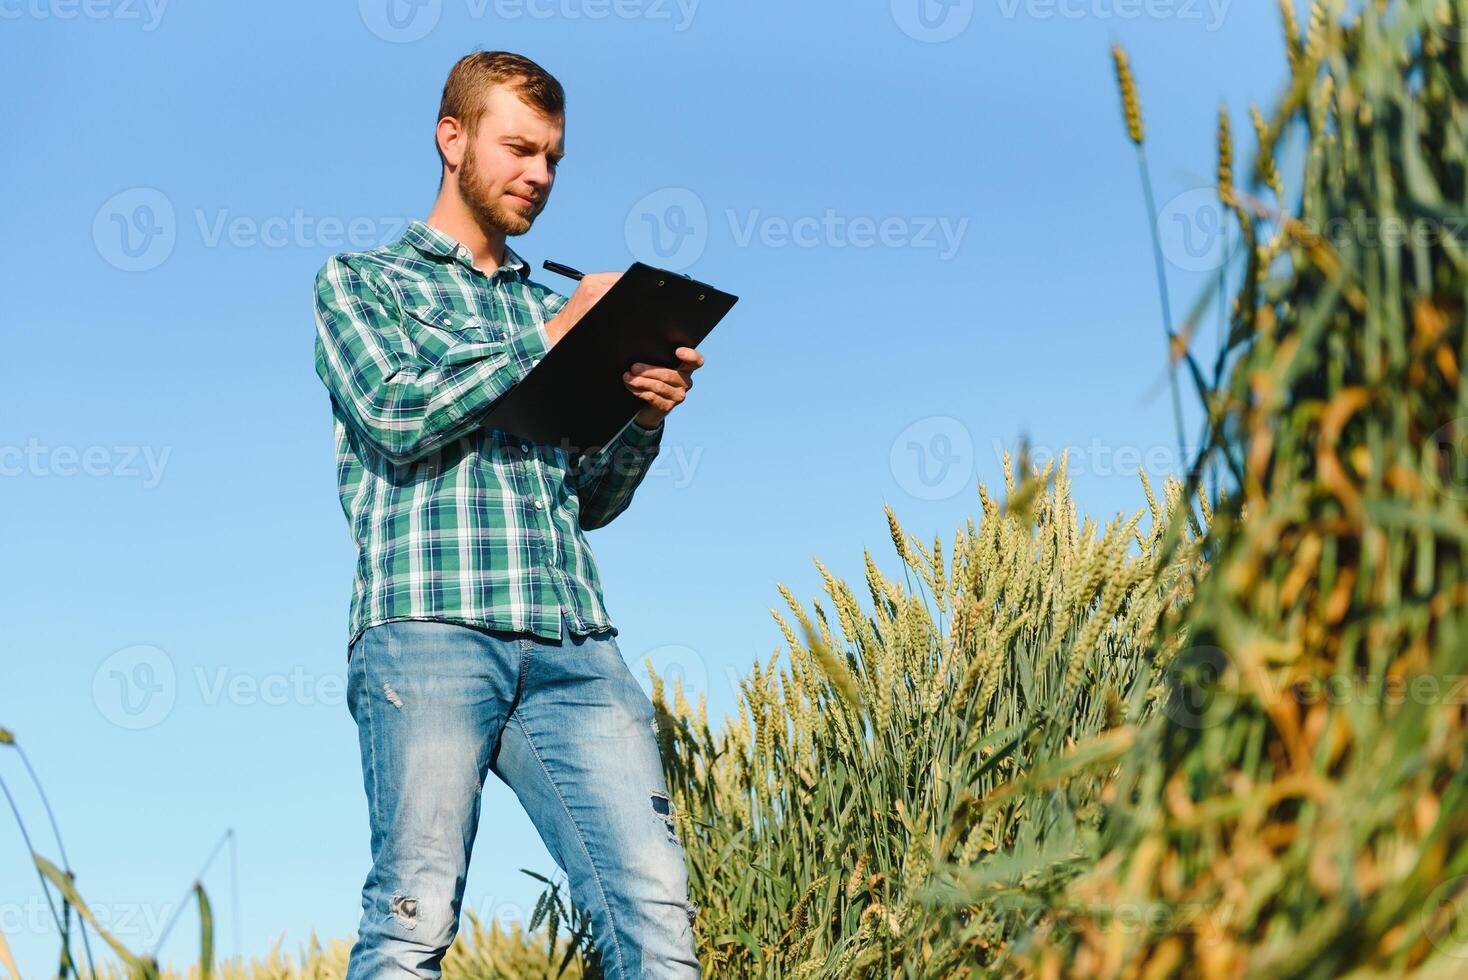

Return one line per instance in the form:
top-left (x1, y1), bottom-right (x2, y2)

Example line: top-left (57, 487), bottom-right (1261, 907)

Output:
top-left (312, 50), bottom-right (704, 979)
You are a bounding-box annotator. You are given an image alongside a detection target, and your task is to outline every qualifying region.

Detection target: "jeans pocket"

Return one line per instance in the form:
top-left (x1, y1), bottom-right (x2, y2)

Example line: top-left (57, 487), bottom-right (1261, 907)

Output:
top-left (346, 625), bottom-right (386, 722)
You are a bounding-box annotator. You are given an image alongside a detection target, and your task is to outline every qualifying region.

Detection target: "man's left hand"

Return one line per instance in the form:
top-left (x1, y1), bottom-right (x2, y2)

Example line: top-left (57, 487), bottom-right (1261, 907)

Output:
top-left (624, 346), bottom-right (705, 429)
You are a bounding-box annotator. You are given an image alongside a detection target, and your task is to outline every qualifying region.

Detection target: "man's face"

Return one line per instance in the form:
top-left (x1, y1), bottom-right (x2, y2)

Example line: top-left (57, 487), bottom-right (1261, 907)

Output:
top-left (456, 85), bottom-right (564, 238)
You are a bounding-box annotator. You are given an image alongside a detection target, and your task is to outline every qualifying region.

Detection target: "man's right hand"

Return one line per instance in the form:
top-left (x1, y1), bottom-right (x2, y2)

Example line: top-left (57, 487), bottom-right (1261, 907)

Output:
top-left (544, 272), bottom-right (621, 346)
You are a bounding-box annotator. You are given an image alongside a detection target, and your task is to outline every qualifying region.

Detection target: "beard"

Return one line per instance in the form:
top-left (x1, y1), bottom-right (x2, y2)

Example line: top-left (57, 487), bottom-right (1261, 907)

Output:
top-left (458, 141), bottom-right (539, 238)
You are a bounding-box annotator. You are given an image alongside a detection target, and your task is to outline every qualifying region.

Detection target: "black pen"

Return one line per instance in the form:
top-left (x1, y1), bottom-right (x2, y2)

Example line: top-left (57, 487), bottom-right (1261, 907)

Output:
top-left (542, 259), bottom-right (584, 281)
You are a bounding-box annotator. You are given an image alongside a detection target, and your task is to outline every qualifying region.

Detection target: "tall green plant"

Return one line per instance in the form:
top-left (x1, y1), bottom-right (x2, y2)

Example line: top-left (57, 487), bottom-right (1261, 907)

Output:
top-left (648, 454), bottom-right (1205, 977)
top-left (997, 2), bottom-right (1468, 975)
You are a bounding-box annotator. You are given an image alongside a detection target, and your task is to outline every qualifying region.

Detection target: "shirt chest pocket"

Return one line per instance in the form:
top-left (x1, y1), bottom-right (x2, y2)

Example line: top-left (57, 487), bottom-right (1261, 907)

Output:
top-left (403, 303), bottom-right (505, 363)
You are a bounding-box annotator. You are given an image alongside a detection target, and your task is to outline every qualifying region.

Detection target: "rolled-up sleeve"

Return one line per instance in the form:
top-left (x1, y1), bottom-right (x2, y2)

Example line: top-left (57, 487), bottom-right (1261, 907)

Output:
top-left (313, 255), bottom-right (548, 465)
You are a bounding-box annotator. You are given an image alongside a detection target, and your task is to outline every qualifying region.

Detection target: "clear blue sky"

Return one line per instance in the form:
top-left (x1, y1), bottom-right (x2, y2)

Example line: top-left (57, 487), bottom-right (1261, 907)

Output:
top-left (3, 0), bottom-right (1296, 971)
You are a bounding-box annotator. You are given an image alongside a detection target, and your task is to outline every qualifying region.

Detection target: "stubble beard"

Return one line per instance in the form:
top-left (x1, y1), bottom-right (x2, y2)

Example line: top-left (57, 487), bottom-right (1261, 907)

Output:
top-left (458, 140), bottom-right (536, 238)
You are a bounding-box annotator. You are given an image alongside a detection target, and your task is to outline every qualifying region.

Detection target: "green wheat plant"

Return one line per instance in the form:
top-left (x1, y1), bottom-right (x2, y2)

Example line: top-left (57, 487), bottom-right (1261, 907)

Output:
top-left (646, 452), bottom-right (1207, 977)
top-left (90, 909), bottom-right (597, 980)
top-left (959, 2), bottom-right (1468, 976)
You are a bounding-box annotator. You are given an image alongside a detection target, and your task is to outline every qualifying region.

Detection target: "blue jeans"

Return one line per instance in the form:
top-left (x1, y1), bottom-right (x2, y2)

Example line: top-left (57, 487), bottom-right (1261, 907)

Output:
top-left (344, 614), bottom-right (702, 979)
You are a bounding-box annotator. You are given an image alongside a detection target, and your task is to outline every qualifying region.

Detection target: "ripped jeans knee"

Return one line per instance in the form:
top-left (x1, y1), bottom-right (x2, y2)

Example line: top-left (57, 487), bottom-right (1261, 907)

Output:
top-left (650, 790), bottom-right (681, 847)
top-left (390, 892), bottom-right (419, 928)
top-left (382, 888), bottom-right (458, 949)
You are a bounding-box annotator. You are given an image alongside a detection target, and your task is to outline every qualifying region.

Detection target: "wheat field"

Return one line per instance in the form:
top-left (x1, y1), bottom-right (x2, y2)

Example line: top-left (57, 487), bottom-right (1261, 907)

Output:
top-left (6, 2), bottom-right (1467, 977)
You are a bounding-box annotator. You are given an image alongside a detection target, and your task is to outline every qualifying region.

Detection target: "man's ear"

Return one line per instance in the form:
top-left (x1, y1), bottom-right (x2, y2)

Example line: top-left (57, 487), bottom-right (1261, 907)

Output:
top-left (436, 116), bottom-right (466, 169)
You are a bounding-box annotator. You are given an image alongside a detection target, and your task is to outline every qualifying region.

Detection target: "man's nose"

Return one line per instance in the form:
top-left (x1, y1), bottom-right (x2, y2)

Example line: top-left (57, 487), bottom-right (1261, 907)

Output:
top-left (524, 156), bottom-right (553, 189)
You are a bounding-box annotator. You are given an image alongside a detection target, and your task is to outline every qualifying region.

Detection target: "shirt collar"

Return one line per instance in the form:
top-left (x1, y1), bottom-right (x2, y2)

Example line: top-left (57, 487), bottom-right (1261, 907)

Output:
top-left (403, 219), bottom-right (529, 281)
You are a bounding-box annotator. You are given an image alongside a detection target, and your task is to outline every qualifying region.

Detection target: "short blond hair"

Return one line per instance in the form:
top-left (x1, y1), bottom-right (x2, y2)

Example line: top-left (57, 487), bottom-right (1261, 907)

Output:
top-left (436, 51), bottom-right (565, 169)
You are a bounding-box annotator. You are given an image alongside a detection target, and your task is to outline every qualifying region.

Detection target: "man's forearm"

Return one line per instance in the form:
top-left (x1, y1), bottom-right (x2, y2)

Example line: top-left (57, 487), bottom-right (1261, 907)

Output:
top-left (572, 417), bottom-right (664, 530)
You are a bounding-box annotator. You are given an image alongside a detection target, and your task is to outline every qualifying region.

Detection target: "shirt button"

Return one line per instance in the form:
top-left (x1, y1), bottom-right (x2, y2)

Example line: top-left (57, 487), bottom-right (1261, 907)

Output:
top-left (531, 358), bottom-right (541, 366)
top-left (457, 246), bottom-right (469, 258)
top-left (520, 443), bottom-right (530, 453)
top-left (533, 500), bottom-right (544, 510)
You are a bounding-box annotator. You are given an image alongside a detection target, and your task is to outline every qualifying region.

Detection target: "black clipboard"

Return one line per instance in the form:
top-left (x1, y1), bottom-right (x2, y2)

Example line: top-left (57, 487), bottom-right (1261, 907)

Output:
top-left (482, 262), bottom-right (738, 454)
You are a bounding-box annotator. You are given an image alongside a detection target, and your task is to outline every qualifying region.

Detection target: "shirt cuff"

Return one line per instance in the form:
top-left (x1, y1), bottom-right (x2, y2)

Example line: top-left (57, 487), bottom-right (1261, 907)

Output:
top-left (624, 416), bottom-right (665, 446)
top-left (506, 319), bottom-right (551, 377)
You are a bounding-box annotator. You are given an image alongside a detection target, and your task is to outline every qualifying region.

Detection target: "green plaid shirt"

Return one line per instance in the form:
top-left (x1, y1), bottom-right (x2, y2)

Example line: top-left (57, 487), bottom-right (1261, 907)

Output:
top-left (313, 219), bottom-right (664, 655)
